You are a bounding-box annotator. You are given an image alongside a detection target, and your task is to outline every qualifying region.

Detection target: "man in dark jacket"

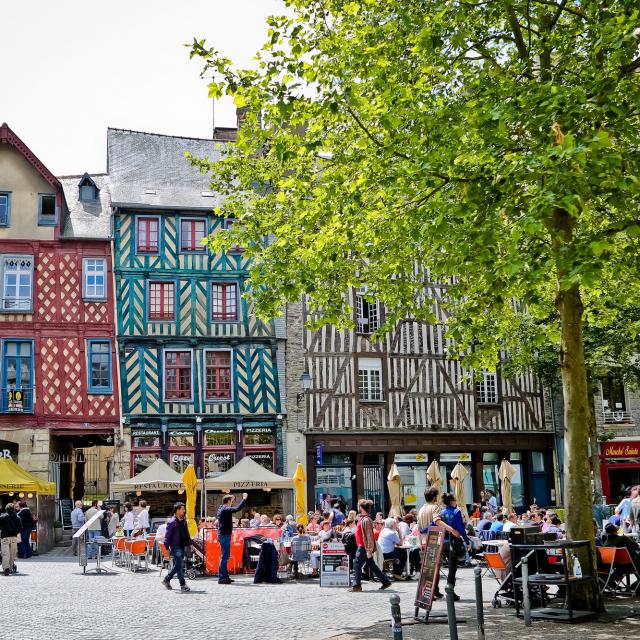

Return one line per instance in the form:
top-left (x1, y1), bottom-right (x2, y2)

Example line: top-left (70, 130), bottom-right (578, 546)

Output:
top-left (17, 501), bottom-right (35, 559)
top-left (0, 504), bottom-right (23, 575)
top-left (162, 502), bottom-right (192, 592)
top-left (604, 522), bottom-right (640, 567)
top-left (216, 492), bottom-right (247, 584)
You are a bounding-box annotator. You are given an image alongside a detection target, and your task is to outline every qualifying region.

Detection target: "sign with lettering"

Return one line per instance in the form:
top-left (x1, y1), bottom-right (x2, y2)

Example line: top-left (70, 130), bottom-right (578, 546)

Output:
top-left (244, 427), bottom-right (272, 434)
top-left (320, 542), bottom-right (350, 587)
top-left (60, 498), bottom-right (73, 530)
top-left (414, 527), bottom-right (445, 615)
top-left (315, 443), bottom-right (323, 466)
top-left (131, 429), bottom-right (161, 437)
top-left (602, 441), bottom-right (640, 458)
top-left (6, 389), bottom-right (24, 413)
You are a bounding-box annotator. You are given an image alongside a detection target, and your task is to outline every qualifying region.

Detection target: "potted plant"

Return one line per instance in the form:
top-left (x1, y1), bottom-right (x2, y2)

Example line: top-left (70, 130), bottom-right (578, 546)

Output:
top-left (53, 520), bottom-right (63, 543)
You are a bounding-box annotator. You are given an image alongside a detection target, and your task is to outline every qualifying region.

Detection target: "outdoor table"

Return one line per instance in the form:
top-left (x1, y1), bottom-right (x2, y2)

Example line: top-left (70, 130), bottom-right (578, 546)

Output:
top-left (86, 539), bottom-right (114, 574)
top-left (398, 544), bottom-right (417, 577)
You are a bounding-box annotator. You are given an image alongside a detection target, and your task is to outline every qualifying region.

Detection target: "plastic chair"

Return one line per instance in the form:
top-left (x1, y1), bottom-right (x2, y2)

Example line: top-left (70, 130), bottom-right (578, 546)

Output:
top-left (112, 537), bottom-right (127, 567)
top-left (129, 539), bottom-right (149, 572)
top-left (145, 534), bottom-right (156, 561)
top-left (123, 538), bottom-right (135, 570)
top-left (598, 547), bottom-right (640, 595)
top-left (158, 543), bottom-right (172, 578)
top-left (483, 551), bottom-right (516, 608)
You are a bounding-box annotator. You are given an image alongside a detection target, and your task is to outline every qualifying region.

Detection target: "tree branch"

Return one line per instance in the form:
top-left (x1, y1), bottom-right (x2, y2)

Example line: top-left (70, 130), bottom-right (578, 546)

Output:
top-left (530, 0), bottom-right (586, 20)
top-left (620, 56), bottom-right (640, 78)
top-left (502, 1), bottom-right (529, 60)
top-left (549, 0), bottom-right (569, 29)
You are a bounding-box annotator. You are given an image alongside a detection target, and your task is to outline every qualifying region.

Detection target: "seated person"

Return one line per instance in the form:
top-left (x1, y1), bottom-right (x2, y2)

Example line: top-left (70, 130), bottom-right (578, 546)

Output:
top-left (290, 524), bottom-right (312, 578)
top-left (309, 520), bottom-right (336, 577)
top-left (272, 514), bottom-right (284, 529)
top-left (281, 515), bottom-right (296, 539)
top-left (378, 518), bottom-right (407, 580)
top-left (240, 518), bottom-right (250, 528)
top-left (545, 516), bottom-right (563, 538)
top-left (502, 513), bottom-right (518, 533)
top-left (604, 522), bottom-right (640, 567)
top-left (398, 515), bottom-right (411, 539)
top-left (259, 514), bottom-right (272, 527)
top-left (306, 514), bottom-right (321, 534)
top-left (476, 508), bottom-right (493, 532)
top-left (249, 510), bottom-right (261, 527)
top-left (489, 513), bottom-right (505, 534)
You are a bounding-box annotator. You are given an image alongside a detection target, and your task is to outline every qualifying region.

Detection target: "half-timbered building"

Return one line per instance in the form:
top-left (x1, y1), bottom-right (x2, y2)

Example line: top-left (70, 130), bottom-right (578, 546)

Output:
top-left (285, 289), bottom-right (556, 514)
top-left (0, 124), bottom-right (118, 500)
top-left (108, 128), bottom-right (286, 504)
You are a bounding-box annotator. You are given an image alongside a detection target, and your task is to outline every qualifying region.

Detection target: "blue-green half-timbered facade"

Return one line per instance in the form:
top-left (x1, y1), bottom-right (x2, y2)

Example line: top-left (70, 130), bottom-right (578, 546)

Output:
top-left (108, 128), bottom-right (286, 481)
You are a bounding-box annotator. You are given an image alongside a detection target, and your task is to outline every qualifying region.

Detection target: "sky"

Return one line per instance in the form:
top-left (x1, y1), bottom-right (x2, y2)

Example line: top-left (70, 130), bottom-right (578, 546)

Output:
top-left (1, 0), bottom-right (284, 176)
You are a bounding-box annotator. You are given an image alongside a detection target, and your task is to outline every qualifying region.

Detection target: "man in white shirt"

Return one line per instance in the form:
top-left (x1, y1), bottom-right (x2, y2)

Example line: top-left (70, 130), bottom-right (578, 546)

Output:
top-left (487, 490), bottom-right (498, 514)
top-left (378, 518), bottom-right (406, 580)
top-left (501, 513), bottom-right (518, 533)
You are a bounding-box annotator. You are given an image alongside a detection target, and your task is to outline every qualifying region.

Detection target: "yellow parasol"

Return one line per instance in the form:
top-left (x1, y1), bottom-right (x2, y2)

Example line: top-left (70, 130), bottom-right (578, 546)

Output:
top-left (450, 463), bottom-right (469, 521)
top-left (293, 462), bottom-right (308, 525)
top-left (427, 460), bottom-right (443, 500)
top-left (498, 459), bottom-right (517, 515)
top-left (181, 464), bottom-right (199, 537)
top-left (387, 463), bottom-right (404, 518)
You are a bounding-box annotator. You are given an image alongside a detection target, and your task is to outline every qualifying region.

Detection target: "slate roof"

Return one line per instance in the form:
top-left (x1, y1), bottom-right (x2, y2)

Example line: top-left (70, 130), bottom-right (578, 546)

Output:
top-left (58, 173), bottom-right (113, 239)
top-left (107, 128), bottom-right (225, 210)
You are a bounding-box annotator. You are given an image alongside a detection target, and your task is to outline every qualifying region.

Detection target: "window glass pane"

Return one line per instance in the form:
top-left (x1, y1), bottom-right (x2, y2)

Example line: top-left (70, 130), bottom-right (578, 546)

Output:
top-left (315, 467), bottom-right (353, 510)
top-left (133, 436), bottom-right (160, 448)
top-left (531, 451), bottom-right (545, 473)
top-left (204, 452), bottom-right (234, 477)
top-left (244, 429), bottom-right (274, 445)
top-left (247, 452), bottom-right (274, 471)
top-left (2, 257), bottom-right (32, 310)
top-left (137, 218), bottom-right (159, 252)
top-left (510, 452), bottom-right (522, 461)
top-left (169, 434), bottom-right (195, 447)
top-left (133, 454), bottom-right (160, 475)
top-left (80, 185), bottom-right (94, 201)
top-left (476, 371), bottom-right (498, 403)
top-left (205, 351), bottom-right (232, 399)
top-left (483, 452), bottom-right (498, 462)
top-left (211, 283), bottom-right (239, 321)
top-left (164, 351), bottom-right (191, 399)
top-left (204, 430), bottom-right (234, 446)
top-left (40, 194), bottom-right (56, 219)
top-left (181, 219), bottom-right (206, 251)
top-left (358, 359), bottom-right (383, 401)
top-left (170, 453), bottom-right (194, 474)
top-left (0, 194), bottom-right (7, 224)
top-left (89, 341), bottom-right (110, 389)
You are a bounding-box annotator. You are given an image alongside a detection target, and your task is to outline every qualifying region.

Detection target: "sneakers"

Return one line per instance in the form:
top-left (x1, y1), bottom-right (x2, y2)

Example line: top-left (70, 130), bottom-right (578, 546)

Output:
top-left (180, 584), bottom-right (191, 593)
top-left (393, 574), bottom-right (406, 581)
top-left (218, 578), bottom-right (232, 584)
top-left (3, 569), bottom-right (9, 577)
top-left (348, 586), bottom-right (362, 592)
top-left (433, 589), bottom-right (444, 600)
top-left (379, 581), bottom-right (392, 590)
top-left (161, 579), bottom-right (172, 590)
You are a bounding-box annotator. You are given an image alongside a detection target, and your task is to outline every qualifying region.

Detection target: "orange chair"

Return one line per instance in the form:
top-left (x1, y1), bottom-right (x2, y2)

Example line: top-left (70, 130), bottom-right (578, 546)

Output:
top-left (158, 542), bottom-right (172, 578)
top-left (483, 551), bottom-right (515, 608)
top-left (129, 539), bottom-right (149, 572)
top-left (598, 546), bottom-right (640, 595)
top-left (112, 537), bottom-right (127, 567)
top-left (124, 538), bottom-right (135, 570)
top-left (146, 534), bottom-right (156, 561)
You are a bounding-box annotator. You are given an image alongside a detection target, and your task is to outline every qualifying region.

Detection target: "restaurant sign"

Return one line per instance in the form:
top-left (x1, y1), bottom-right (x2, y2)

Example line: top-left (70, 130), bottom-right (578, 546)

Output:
top-left (602, 441), bottom-right (640, 459)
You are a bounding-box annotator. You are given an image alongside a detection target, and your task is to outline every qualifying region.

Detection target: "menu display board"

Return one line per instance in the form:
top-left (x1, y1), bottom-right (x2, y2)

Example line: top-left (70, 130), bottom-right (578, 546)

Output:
top-left (320, 542), bottom-right (350, 587)
top-left (414, 527), bottom-right (445, 614)
top-left (59, 498), bottom-right (73, 530)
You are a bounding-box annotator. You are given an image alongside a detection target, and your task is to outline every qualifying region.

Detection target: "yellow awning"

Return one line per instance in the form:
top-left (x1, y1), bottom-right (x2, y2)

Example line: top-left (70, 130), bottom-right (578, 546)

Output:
top-left (0, 458), bottom-right (55, 495)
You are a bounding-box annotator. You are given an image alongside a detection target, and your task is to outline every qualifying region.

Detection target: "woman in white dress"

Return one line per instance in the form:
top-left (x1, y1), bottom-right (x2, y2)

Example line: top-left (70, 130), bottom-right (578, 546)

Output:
top-left (122, 502), bottom-right (135, 536)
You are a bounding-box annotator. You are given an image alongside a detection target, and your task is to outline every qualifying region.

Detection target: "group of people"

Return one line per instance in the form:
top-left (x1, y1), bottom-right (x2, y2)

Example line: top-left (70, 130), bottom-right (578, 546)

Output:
top-left (0, 500), bottom-right (36, 575)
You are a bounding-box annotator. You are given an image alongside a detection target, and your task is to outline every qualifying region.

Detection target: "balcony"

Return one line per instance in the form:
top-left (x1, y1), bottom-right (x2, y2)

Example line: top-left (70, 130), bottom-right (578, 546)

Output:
top-left (0, 388), bottom-right (33, 413)
top-left (602, 408), bottom-right (634, 425)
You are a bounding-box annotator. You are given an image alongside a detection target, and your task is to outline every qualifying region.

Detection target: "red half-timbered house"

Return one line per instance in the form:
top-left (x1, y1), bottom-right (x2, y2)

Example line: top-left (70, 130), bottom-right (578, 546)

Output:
top-left (0, 124), bottom-right (118, 500)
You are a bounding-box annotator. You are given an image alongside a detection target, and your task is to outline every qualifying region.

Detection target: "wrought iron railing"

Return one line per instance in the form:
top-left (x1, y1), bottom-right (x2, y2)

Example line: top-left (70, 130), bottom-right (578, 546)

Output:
top-left (602, 409), bottom-right (634, 425)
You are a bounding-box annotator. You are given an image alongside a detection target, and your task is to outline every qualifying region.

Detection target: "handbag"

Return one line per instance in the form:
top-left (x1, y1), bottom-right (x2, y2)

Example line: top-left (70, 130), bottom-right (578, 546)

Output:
top-left (451, 534), bottom-right (467, 562)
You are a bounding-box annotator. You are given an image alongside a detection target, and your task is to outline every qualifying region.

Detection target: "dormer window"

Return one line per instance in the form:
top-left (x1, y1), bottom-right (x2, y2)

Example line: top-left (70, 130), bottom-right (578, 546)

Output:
top-left (78, 173), bottom-right (99, 202)
top-left (38, 194), bottom-right (57, 226)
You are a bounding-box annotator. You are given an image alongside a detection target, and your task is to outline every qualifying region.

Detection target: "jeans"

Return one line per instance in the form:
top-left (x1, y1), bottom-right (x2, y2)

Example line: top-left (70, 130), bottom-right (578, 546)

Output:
top-left (352, 547), bottom-right (391, 588)
top-left (444, 542), bottom-right (460, 588)
top-left (219, 533), bottom-right (231, 580)
top-left (87, 530), bottom-right (100, 559)
top-left (18, 528), bottom-right (32, 559)
top-left (1, 537), bottom-right (17, 572)
top-left (165, 547), bottom-right (186, 586)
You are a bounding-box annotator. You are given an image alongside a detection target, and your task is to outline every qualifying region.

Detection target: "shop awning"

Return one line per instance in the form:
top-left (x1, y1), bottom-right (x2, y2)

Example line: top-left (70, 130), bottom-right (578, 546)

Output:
top-left (111, 458), bottom-right (193, 492)
top-left (0, 458), bottom-right (55, 495)
top-left (204, 456), bottom-right (294, 491)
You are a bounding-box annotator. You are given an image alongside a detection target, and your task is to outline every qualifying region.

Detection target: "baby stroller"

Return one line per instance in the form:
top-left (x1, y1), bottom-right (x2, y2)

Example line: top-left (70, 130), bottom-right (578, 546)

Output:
top-left (185, 537), bottom-right (206, 580)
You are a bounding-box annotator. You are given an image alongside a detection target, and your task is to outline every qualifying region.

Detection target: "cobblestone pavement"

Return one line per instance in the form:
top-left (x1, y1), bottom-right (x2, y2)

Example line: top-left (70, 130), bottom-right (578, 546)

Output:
top-left (6, 554), bottom-right (640, 640)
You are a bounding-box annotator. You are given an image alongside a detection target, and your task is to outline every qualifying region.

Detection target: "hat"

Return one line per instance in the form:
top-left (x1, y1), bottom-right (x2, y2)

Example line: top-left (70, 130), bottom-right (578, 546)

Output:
top-left (604, 522), bottom-right (618, 535)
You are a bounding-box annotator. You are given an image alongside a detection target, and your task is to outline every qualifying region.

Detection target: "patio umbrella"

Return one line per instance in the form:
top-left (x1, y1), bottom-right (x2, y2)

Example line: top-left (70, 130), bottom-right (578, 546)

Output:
top-left (387, 463), bottom-right (404, 518)
top-left (450, 463), bottom-right (469, 521)
top-left (181, 464), bottom-right (199, 537)
top-left (427, 460), bottom-right (443, 500)
top-left (293, 462), bottom-right (308, 525)
top-left (498, 459), bottom-right (517, 515)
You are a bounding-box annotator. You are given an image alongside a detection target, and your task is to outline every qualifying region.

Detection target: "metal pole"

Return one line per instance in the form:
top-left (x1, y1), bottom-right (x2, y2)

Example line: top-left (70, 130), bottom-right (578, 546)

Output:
top-left (389, 594), bottom-right (403, 640)
top-left (522, 556), bottom-right (532, 627)
top-left (474, 566), bottom-right (485, 640)
top-left (445, 584), bottom-right (459, 640)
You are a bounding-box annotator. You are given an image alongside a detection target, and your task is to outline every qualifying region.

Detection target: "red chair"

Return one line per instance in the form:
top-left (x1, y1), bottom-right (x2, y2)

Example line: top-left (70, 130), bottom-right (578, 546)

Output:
top-left (129, 539), bottom-right (149, 572)
top-left (597, 546), bottom-right (640, 595)
top-left (112, 537), bottom-right (127, 567)
top-left (158, 542), bottom-right (172, 578)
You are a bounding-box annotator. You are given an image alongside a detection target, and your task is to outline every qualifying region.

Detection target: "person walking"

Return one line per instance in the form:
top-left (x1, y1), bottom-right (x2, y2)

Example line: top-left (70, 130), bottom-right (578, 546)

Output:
top-left (439, 492), bottom-right (470, 601)
top-left (84, 500), bottom-right (103, 560)
top-left (349, 498), bottom-right (392, 592)
top-left (107, 506), bottom-right (120, 538)
top-left (70, 501), bottom-right (85, 556)
top-left (17, 501), bottom-right (35, 559)
top-left (216, 492), bottom-right (247, 584)
top-left (162, 502), bottom-right (191, 592)
top-left (0, 504), bottom-right (22, 575)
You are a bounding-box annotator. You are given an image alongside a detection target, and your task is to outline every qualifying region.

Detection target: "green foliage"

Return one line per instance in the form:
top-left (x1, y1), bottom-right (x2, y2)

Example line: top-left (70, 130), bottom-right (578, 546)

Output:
top-left (189, 0), bottom-right (640, 373)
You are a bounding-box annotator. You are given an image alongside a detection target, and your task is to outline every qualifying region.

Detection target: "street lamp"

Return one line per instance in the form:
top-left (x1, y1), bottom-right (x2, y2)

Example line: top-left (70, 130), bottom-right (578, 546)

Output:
top-left (297, 372), bottom-right (312, 404)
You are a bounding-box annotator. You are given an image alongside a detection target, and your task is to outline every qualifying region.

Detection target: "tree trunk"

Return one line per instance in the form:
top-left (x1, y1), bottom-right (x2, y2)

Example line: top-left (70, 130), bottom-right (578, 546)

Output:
top-left (557, 282), bottom-right (603, 612)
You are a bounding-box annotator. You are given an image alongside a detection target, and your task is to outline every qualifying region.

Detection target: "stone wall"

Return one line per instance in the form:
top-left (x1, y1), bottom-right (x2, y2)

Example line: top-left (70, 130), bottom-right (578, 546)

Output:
top-left (0, 427), bottom-right (50, 480)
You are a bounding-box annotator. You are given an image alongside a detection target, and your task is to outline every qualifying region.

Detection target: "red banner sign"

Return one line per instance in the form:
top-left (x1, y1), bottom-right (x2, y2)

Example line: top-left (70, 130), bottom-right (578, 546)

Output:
top-left (602, 441), bottom-right (640, 458)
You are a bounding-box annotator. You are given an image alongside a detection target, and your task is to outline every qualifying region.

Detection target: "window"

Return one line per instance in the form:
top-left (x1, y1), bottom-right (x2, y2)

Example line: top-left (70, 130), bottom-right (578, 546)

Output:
top-left (148, 282), bottom-right (175, 321)
top-left (80, 185), bottom-right (96, 201)
top-left (164, 350), bottom-right (192, 401)
top-left (1, 339), bottom-right (33, 412)
top-left (133, 453), bottom-right (160, 475)
top-left (180, 218), bottom-right (206, 252)
top-left (38, 193), bottom-right (57, 225)
top-left (132, 435), bottom-right (161, 448)
top-left (204, 350), bottom-right (232, 400)
top-left (0, 192), bottom-right (11, 226)
top-left (358, 357), bottom-right (383, 402)
top-left (356, 287), bottom-right (380, 333)
top-left (223, 218), bottom-right (244, 252)
top-left (170, 453), bottom-right (194, 475)
top-left (247, 452), bottom-right (274, 472)
top-left (211, 283), bottom-right (239, 321)
top-left (1, 256), bottom-right (33, 311)
top-left (136, 217), bottom-right (160, 253)
top-left (244, 428), bottom-right (274, 446)
top-left (601, 376), bottom-right (626, 412)
top-left (204, 429), bottom-right (234, 446)
top-left (82, 258), bottom-right (107, 300)
top-left (476, 371), bottom-right (498, 404)
top-left (531, 451), bottom-right (546, 473)
top-left (88, 340), bottom-right (112, 393)
top-left (204, 452), bottom-right (235, 478)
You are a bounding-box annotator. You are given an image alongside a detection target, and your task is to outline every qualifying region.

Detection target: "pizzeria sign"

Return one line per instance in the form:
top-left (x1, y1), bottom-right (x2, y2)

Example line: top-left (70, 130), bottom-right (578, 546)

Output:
top-left (603, 441), bottom-right (640, 458)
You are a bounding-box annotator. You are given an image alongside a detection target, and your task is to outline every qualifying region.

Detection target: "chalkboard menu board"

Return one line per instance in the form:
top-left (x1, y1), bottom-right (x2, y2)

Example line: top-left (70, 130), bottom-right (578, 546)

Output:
top-left (59, 499), bottom-right (73, 530)
top-left (102, 500), bottom-right (121, 515)
top-left (414, 527), bottom-right (445, 614)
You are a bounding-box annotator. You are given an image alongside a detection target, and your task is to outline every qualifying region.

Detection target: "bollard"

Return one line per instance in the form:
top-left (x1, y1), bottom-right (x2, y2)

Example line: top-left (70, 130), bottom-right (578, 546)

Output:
top-left (474, 567), bottom-right (485, 640)
top-left (389, 594), bottom-right (403, 640)
top-left (445, 584), bottom-right (459, 640)
top-left (521, 556), bottom-right (531, 627)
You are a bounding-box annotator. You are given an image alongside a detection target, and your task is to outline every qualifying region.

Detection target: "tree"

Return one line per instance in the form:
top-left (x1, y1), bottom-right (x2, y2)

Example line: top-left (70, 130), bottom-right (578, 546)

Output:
top-left (190, 0), bottom-right (640, 608)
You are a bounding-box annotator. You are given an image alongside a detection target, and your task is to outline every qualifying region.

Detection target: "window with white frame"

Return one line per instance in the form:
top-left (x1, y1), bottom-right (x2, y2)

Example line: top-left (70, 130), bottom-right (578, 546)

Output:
top-left (356, 287), bottom-right (380, 333)
top-left (476, 371), bottom-right (498, 404)
top-left (82, 258), bottom-right (107, 300)
top-left (358, 357), bottom-right (383, 402)
top-left (1, 256), bottom-right (34, 311)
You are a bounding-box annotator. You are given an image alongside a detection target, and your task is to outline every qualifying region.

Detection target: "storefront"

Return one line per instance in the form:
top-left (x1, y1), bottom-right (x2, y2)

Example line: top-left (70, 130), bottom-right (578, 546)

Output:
top-left (600, 440), bottom-right (640, 503)
top-left (306, 432), bottom-right (554, 514)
